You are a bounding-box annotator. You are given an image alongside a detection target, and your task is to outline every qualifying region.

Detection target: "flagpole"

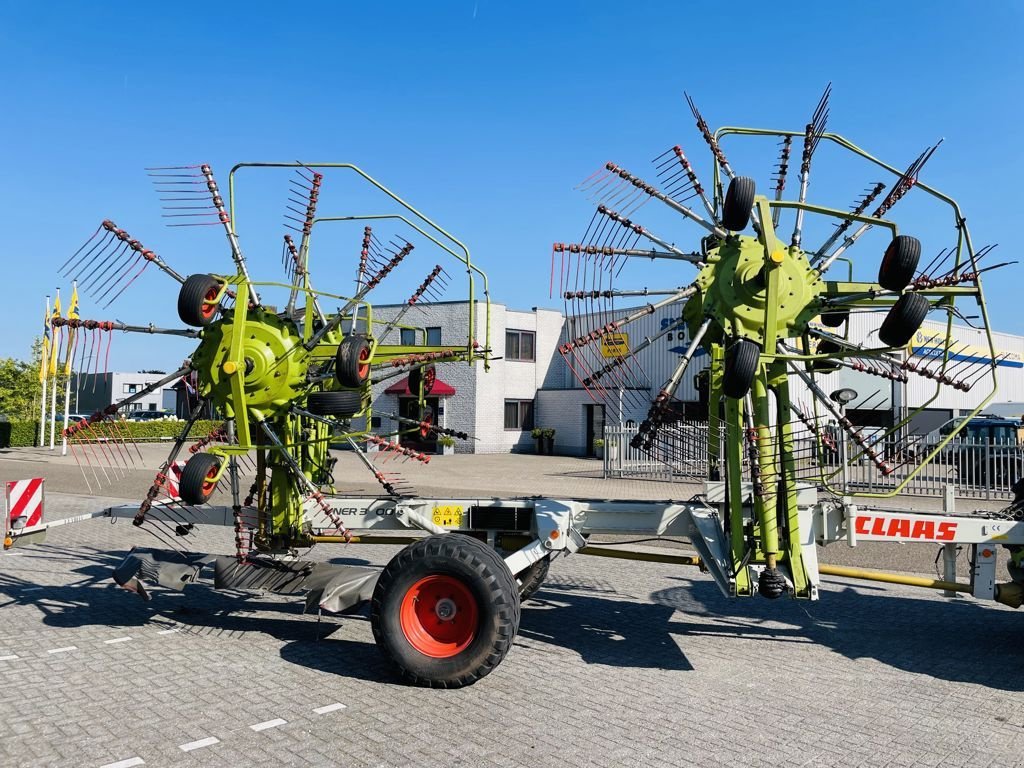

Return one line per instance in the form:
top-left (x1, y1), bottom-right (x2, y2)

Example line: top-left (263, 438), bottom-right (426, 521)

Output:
top-left (38, 295), bottom-right (50, 448)
top-left (60, 281), bottom-right (78, 456)
top-left (49, 288), bottom-right (61, 450)
top-left (49, 367), bottom-right (59, 449)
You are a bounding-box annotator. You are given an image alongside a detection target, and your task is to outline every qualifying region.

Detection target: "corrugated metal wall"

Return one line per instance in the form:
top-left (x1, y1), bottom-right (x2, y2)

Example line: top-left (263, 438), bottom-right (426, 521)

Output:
top-left (567, 299), bottom-right (1022, 427)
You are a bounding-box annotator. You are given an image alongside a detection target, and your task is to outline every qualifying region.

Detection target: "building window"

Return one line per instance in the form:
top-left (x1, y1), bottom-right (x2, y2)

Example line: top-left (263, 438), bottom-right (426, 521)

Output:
top-left (504, 399), bottom-right (534, 431)
top-left (426, 327), bottom-right (442, 346)
top-left (400, 328), bottom-right (416, 346)
top-left (148, 403), bottom-right (157, 411)
top-left (505, 330), bottom-right (535, 362)
top-left (124, 383), bottom-right (138, 394)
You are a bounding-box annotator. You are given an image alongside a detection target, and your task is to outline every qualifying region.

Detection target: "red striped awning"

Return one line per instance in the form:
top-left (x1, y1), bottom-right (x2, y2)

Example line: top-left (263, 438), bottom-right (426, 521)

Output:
top-left (384, 377), bottom-right (456, 396)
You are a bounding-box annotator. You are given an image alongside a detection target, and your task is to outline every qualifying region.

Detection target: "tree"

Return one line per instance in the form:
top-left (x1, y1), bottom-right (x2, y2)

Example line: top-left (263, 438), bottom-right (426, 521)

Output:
top-left (0, 338), bottom-right (43, 419)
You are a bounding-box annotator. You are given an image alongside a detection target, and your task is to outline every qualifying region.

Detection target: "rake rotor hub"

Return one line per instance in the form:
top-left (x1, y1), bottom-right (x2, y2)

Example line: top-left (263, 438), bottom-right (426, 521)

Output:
top-left (687, 236), bottom-right (825, 346)
top-left (191, 309), bottom-right (310, 417)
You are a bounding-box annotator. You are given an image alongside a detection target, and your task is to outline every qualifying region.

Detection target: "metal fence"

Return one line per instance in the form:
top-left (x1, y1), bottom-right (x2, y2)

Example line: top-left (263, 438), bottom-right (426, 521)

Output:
top-left (603, 422), bottom-right (1024, 500)
top-left (603, 423), bottom-right (710, 482)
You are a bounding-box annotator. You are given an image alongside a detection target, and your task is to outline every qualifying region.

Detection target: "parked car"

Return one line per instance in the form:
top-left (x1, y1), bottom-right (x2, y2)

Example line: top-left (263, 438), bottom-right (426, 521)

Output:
top-left (935, 415), bottom-right (1023, 487)
top-left (127, 410), bottom-right (178, 422)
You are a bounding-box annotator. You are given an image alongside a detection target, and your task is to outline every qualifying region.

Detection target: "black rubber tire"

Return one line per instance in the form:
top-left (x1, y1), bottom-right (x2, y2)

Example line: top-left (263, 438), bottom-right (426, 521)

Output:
top-left (722, 176), bottom-right (756, 232)
top-left (335, 335), bottom-right (371, 388)
top-left (407, 363), bottom-right (437, 397)
top-left (820, 307), bottom-right (849, 328)
top-left (878, 235), bottom-right (922, 292)
top-left (811, 339), bottom-right (842, 372)
top-left (517, 555), bottom-right (550, 602)
top-left (179, 452), bottom-right (222, 505)
top-left (723, 338), bottom-right (760, 399)
top-left (878, 293), bottom-right (930, 347)
top-left (177, 274), bottom-right (223, 327)
top-left (307, 390), bottom-right (362, 417)
top-left (371, 533), bottom-right (521, 688)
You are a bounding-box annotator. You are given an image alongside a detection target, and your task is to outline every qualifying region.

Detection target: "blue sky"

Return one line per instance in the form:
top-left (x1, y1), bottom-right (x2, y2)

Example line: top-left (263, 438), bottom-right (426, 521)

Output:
top-left (1, 1), bottom-right (1021, 371)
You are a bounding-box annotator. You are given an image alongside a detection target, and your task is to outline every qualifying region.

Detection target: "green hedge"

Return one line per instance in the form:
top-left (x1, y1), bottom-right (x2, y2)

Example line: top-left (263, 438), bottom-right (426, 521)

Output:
top-left (0, 419), bottom-right (224, 447)
top-left (0, 420), bottom-right (40, 448)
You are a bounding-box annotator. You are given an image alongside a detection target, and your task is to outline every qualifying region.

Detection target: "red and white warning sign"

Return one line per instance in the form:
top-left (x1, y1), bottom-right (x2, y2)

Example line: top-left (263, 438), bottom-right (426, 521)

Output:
top-left (6, 478), bottom-right (44, 532)
top-left (164, 461), bottom-right (186, 500)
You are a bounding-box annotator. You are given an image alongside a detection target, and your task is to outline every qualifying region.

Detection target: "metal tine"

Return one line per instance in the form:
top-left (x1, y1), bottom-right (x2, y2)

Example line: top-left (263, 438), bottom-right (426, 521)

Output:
top-left (64, 228), bottom-right (118, 282)
top-left (583, 168), bottom-right (621, 201)
top-left (81, 422), bottom-right (115, 485)
top-left (118, 415), bottom-right (146, 464)
top-left (576, 165), bottom-right (614, 193)
top-left (684, 92), bottom-right (734, 211)
top-left (816, 142), bottom-right (942, 276)
top-left (66, 436), bottom-right (95, 494)
top-left (772, 136), bottom-right (793, 228)
top-left (656, 145), bottom-right (717, 221)
top-left (79, 238), bottom-right (131, 294)
top-left (791, 82), bottom-right (831, 249)
top-left (603, 162), bottom-right (720, 237)
top-left (101, 417), bottom-right (134, 474)
top-left (916, 246), bottom-right (953, 281)
top-left (59, 224), bottom-right (109, 275)
top-left (92, 250), bottom-right (145, 306)
top-left (874, 140), bottom-right (943, 220)
top-left (813, 183), bottom-right (887, 261)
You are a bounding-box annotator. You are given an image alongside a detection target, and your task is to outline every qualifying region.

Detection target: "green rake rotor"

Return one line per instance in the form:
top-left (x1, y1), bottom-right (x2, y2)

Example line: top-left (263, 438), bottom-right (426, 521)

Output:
top-left (555, 85), bottom-right (1007, 599)
top-left (58, 161), bottom-right (491, 560)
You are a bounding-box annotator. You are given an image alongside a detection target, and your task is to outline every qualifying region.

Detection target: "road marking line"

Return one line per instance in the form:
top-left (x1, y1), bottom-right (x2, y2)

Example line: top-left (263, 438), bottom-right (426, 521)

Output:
top-left (178, 737), bottom-right (219, 752)
top-left (99, 758), bottom-right (145, 768)
top-left (0, 654), bottom-right (19, 661)
top-left (313, 703), bottom-right (347, 714)
top-left (47, 646), bottom-right (77, 654)
top-left (104, 637), bottom-right (132, 644)
top-left (250, 718), bottom-right (287, 732)
top-left (157, 628), bottom-right (180, 635)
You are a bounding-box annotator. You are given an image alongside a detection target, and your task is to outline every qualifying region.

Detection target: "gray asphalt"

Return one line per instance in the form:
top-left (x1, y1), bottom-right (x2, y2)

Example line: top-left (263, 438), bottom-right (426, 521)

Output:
top-left (1, 491), bottom-right (1022, 768)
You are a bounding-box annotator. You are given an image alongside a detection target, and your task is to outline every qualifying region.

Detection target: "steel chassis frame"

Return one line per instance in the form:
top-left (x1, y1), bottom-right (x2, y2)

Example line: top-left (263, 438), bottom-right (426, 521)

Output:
top-left (17, 486), bottom-right (1015, 607)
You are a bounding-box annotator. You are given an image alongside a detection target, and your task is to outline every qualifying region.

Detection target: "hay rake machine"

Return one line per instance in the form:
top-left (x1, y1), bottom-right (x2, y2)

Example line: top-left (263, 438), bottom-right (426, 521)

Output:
top-left (6, 89), bottom-right (1024, 690)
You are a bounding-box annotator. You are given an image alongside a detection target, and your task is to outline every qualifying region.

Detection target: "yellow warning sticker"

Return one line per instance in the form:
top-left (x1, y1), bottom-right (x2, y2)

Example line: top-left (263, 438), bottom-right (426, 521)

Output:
top-left (601, 332), bottom-right (629, 358)
top-left (432, 505), bottom-right (464, 528)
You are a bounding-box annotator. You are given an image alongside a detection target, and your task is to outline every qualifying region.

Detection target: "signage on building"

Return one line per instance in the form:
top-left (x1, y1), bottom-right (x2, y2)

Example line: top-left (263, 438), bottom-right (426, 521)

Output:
top-left (601, 332), bottom-right (629, 358)
top-left (910, 325), bottom-right (1023, 369)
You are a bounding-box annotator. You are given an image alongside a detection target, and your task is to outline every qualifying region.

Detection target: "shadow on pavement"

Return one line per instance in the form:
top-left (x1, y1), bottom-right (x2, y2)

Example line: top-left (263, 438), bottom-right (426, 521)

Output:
top-left (649, 576), bottom-right (1024, 692)
top-left (5, 543), bottom-right (1022, 690)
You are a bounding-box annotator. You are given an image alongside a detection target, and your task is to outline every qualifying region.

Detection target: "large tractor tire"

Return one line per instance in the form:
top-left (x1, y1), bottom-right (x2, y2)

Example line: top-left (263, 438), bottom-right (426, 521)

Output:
top-left (306, 390), bottom-right (362, 418)
top-left (177, 274), bottom-right (223, 327)
top-left (723, 338), bottom-right (760, 399)
top-left (877, 235), bottom-right (921, 292)
top-left (722, 176), bottom-right (756, 232)
top-left (878, 293), bottom-right (930, 347)
top-left (371, 533), bottom-right (521, 688)
top-left (179, 453), bottom-right (222, 505)
top-left (335, 335), bottom-right (371, 388)
top-left (517, 555), bottom-right (551, 602)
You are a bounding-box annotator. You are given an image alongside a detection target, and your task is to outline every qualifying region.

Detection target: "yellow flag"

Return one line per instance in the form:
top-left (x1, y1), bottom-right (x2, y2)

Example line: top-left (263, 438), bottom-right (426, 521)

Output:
top-left (63, 284), bottom-right (79, 376)
top-left (48, 291), bottom-right (62, 376)
top-left (39, 297), bottom-right (51, 383)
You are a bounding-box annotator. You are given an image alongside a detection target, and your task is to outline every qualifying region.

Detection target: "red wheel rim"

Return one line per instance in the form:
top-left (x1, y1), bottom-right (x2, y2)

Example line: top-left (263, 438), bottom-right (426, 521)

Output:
top-left (423, 365), bottom-right (436, 395)
top-left (399, 575), bottom-right (478, 658)
top-left (419, 412), bottom-right (433, 438)
top-left (357, 347), bottom-right (371, 380)
top-left (201, 287), bottom-right (220, 319)
top-left (200, 464), bottom-right (220, 496)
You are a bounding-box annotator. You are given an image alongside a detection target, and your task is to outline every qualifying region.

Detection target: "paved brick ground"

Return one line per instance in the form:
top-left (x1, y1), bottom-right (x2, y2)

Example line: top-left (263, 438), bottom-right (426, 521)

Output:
top-left (1, 492), bottom-right (1023, 768)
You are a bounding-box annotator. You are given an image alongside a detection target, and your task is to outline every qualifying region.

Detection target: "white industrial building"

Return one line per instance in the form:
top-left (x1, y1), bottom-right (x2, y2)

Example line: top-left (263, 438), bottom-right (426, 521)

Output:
top-left (72, 371), bottom-right (180, 416)
top-left (367, 299), bottom-right (1024, 456)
